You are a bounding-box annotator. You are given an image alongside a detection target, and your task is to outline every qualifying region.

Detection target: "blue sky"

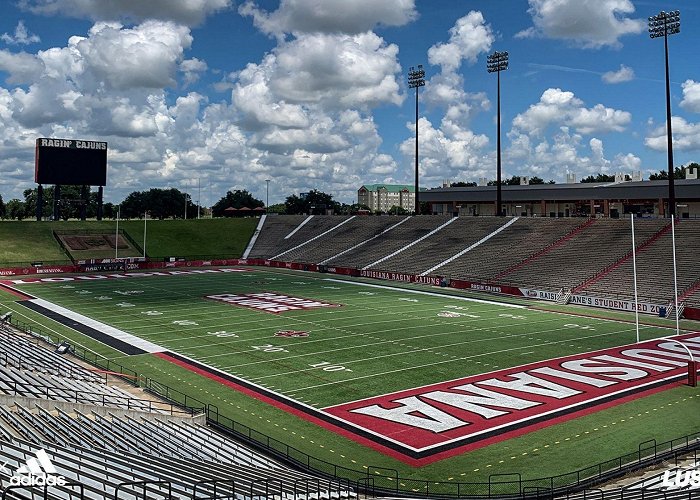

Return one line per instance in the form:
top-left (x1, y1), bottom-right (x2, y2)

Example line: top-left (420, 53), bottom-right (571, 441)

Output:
top-left (0, 0), bottom-right (698, 206)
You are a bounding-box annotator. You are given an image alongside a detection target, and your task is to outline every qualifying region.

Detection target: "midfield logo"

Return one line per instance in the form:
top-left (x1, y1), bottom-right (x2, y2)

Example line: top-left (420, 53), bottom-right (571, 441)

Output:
top-left (275, 330), bottom-right (310, 338)
top-left (1, 449), bottom-right (67, 487)
top-left (207, 292), bottom-right (341, 314)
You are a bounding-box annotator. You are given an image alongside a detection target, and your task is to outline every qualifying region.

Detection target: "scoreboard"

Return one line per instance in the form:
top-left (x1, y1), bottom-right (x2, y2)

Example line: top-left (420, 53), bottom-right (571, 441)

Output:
top-left (35, 138), bottom-right (108, 186)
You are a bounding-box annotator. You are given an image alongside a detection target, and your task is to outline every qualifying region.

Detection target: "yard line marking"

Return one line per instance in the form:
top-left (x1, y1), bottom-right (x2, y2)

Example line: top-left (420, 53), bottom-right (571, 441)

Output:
top-left (283, 327), bottom-right (648, 394)
top-left (222, 318), bottom-right (642, 370)
top-left (323, 278), bottom-right (525, 308)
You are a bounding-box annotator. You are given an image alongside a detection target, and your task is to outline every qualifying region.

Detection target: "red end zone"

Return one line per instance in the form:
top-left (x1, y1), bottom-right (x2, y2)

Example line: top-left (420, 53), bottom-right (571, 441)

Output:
top-left (324, 334), bottom-right (700, 459)
top-left (155, 334), bottom-right (700, 465)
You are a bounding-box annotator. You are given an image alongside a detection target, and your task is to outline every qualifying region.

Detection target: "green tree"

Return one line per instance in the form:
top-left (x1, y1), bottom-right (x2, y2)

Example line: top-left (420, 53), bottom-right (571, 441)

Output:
top-left (265, 203), bottom-right (286, 214)
top-left (527, 177), bottom-right (556, 185)
top-left (6, 199), bottom-right (25, 220)
top-left (118, 188), bottom-right (195, 219)
top-left (581, 173), bottom-right (616, 183)
top-left (284, 190), bottom-right (339, 215)
top-left (450, 181), bottom-right (477, 187)
top-left (388, 205), bottom-right (408, 215)
top-left (103, 202), bottom-right (115, 219)
top-left (0, 194), bottom-right (5, 219)
top-left (649, 166), bottom-right (687, 180)
top-left (212, 190), bottom-right (264, 217)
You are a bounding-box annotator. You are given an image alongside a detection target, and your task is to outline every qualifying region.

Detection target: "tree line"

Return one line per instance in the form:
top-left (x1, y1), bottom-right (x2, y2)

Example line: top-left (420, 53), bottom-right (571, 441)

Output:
top-left (0, 164), bottom-right (697, 220)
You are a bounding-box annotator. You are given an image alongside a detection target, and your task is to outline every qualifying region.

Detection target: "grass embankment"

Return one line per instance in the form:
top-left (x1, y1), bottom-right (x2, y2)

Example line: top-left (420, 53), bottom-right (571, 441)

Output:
top-left (0, 218), bottom-right (258, 265)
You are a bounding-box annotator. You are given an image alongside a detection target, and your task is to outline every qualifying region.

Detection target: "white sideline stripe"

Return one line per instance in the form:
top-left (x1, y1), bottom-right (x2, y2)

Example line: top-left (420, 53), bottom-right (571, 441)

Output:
top-left (420, 217), bottom-right (520, 276)
top-left (242, 214), bottom-right (266, 259)
top-left (284, 215), bottom-right (313, 240)
top-left (323, 278), bottom-right (526, 308)
top-left (272, 216), bottom-right (357, 260)
top-left (318, 216), bottom-right (412, 265)
top-left (363, 217), bottom-right (458, 270)
top-left (30, 298), bottom-right (166, 353)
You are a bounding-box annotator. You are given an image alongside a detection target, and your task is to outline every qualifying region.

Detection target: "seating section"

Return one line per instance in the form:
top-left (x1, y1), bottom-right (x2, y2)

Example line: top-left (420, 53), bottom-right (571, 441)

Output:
top-left (0, 436), bottom-right (353, 500)
top-left (0, 327), bottom-right (348, 499)
top-left (435, 217), bottom-right (583, 281)
top-left (0, 328), bottom-right (103, 382)
top-left (259, 216), bottom-right (354, 260)
top-left (279, 216), bottom-right (408, 264)
top-left (494, 219), bottom-right (667, 291)
top-left (579, 220), bottom-right (700, 303)
top-left (0, 403), bottom-right (279, 468)
top-left (246, 214), bottom-right (308, 258)
top-left (248, 215), bottom-right (699, 305)
top-left (0, 364), bottom-right (161, 412)
top-left (370, 217), bottom-right (507, 275)
top-left (325, 216), bottom-right (452, 269)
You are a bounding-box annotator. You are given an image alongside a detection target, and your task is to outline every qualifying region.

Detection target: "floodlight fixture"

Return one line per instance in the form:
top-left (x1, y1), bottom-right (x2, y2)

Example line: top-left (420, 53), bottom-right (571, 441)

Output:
top-left (648, 9), bottom-right (681, 217)
top-left (487, 50), bottom-right (509, 216)
top-left (408, 65), bottom-right (426, 214)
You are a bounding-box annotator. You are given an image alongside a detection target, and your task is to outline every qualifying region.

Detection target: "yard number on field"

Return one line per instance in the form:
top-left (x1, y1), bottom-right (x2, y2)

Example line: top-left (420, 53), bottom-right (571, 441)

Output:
top-left (564, 323), bottom-right (595, 331)
top-left (309, 361), bottom-right (352, 373)
top-left (252, 344), bottom-right (288, 353)
top-left (208, 331), bottom-right (239, 338)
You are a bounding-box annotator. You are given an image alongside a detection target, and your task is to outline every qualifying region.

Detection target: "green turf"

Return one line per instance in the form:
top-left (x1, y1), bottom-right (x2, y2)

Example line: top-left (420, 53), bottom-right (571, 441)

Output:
top-left (4, 267), bottom-right (698, 488)
top-left (0, 218), bottom-right (257, 265)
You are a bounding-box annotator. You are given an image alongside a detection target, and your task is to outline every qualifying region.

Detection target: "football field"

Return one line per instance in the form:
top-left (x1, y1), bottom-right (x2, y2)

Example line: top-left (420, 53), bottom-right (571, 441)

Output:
top-left (2, 266), bottom-right (699, 472)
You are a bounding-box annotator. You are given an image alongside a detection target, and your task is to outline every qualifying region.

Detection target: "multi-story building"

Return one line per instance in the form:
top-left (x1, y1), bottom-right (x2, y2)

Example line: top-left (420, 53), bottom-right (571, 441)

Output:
top-left (357, 184), bottom-right (416, 212)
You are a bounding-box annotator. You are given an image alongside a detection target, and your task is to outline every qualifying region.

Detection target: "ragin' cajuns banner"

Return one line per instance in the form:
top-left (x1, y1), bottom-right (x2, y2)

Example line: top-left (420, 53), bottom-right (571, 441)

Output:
top-left (324, 334), bottom-right (700, 462)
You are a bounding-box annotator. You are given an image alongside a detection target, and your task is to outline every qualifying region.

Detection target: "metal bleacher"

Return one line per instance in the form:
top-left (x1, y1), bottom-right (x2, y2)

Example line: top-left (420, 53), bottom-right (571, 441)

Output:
top-left (0, 326), bottom-right (352, 499)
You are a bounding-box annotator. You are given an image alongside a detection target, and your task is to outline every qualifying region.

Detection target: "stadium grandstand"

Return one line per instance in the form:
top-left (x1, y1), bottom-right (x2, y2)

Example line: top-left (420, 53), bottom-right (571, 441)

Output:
top-left (0, 317), bottom-right (355, 499)
top-left (247, 215), bottom-right (700, 311)
top-left (0, 211), bottom-right (698, 499)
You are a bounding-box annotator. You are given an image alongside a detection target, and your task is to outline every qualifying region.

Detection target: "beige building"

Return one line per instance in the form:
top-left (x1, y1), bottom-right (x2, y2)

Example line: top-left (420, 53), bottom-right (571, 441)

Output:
top-left (358, 184), bottom-right (416, 212)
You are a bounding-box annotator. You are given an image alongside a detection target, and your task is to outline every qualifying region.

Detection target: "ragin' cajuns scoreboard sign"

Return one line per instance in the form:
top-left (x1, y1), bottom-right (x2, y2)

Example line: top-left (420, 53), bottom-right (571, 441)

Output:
top-left (35, 137), bottom-right (108, 186)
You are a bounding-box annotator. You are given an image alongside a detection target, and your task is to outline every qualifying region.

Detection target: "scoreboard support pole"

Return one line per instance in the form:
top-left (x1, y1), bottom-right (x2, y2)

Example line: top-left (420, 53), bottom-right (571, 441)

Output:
top-left (97, 186), bottom-right (104, 221)
top-left (53, 184), bottom-right (61, 221)
top-left (80, 185), bottom-right (88, 221)
top-left (36, 185), bottom-right (43, 221)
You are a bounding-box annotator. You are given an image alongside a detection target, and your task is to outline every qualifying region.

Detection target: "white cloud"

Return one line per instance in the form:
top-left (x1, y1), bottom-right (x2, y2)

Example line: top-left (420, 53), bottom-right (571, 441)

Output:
top-left (0, 50), bottom-right (45, 84)
top-left (601, 64), bottom-right (634, 84)
top-left (680, 80), bottom-right (700, 114)
top-left (507, 127), bottom-right (640, 180)
top-left (18, 0), bottom-right (231, 26)
top-left (422, 11), bottom-right (492, 128)
top-left (1, 21), bottom-right (41, 45)
top-left (75, 21), bottom-right (193, 90)
top-left (517, 0), bottom-right (644, 49)
top-left (512, 88), bottom-right (631, 136)
top-left (427, 11), bottom-right (494, 72)
top-left (645, 117), bottom-right (700, 152)
top-left (239, 0), bottom-right (417, 37)
top-left (180, 57), bottom-right (208, 86)
top-left (399, 117), bottom-right (490, 185)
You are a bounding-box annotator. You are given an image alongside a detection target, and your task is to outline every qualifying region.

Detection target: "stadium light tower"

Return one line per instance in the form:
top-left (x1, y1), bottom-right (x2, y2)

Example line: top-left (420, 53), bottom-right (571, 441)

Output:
top-left (408, 65), bottom-right (425, 214)
top-left (649, 10), bottom-right (680, 218)
top-left (487, 50), bottom-right (509, 217)
top-left (265, 179), bottom-right (271, 208)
